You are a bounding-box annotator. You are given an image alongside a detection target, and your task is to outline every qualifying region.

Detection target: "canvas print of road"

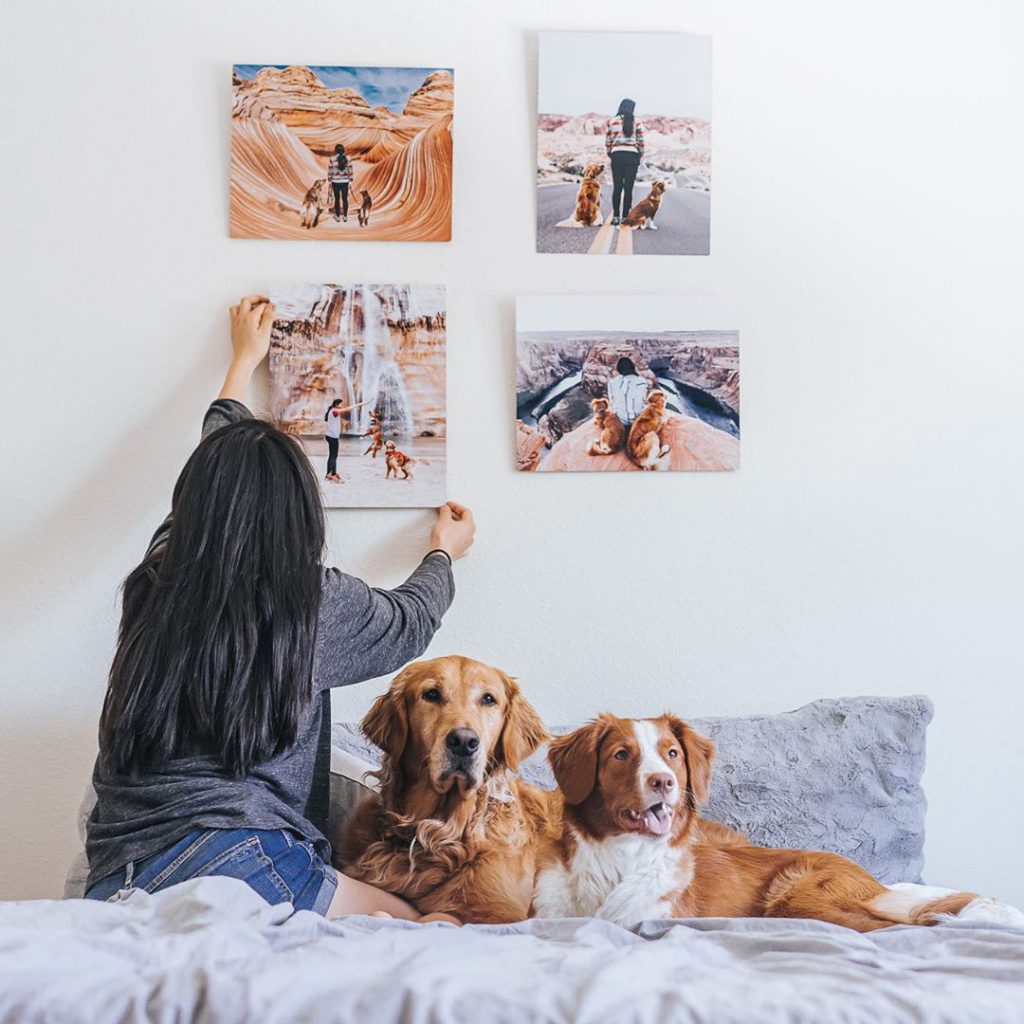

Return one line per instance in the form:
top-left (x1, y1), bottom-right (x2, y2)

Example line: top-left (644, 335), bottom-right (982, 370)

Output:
top-left (516, 296), bottom-right (738, 472)
top-left (269, 284), bottom-right (446, 508)
top-left (536, 32), bottom-right (711, 256)
top-left (231, 65), bottom-right (453, 241)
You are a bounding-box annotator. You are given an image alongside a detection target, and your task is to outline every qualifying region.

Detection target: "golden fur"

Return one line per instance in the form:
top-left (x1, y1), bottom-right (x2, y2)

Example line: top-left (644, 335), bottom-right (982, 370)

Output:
top-left (384, 440), bottom-right (414, 479)
top-left (300, 178), bottom-right (330, 229)
top-left (626, 389), bottom-right (671, 470)
top-left (623, 180), bottom-right (666, 229)
top-left (586, 397), bottom-right (626, 456)
top-left (547, 714), bottom-right (978, 932)
top-left (573, 163), bottom-right (604, 227)
top-left (338, 657), bottom-right (561, 923)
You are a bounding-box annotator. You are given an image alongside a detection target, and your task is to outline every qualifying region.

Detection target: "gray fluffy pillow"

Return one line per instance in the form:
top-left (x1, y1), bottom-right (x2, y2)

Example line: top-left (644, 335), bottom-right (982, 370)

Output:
top-left (331, 695), bottom-right (933, 884)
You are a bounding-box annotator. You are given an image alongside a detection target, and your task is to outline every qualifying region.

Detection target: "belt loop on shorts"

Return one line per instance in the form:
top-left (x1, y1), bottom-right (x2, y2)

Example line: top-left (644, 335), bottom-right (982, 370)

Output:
top-left (124, 860), bottom-right (135, 890)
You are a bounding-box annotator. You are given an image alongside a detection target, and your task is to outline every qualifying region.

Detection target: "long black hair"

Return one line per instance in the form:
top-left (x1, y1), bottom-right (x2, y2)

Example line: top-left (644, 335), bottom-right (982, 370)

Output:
top-left (616, 357), bottom-right (637, 376)
top-left (99, 418), bottom-right (326, 777)
top-left (334, 143), bottom-right (348, 169)
top-left (616, 98), bottom-right (636, 139)
top-left (325, 397), bottom-right (343, 421)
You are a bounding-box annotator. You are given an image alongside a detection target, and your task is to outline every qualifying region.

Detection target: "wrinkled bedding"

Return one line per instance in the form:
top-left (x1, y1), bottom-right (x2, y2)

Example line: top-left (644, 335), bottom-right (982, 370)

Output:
top-left (2, 878), bottom-right (1024, 1024)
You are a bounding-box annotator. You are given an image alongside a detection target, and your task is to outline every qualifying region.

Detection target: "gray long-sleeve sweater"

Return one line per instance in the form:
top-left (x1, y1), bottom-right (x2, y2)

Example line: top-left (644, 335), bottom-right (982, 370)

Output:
top-left (85, 399), bottom-right (454, 887)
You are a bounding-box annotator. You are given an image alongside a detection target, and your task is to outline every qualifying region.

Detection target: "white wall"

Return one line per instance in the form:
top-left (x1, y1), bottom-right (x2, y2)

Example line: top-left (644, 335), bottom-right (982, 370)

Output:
top-left (2, 0), bottom-right (1022, 904)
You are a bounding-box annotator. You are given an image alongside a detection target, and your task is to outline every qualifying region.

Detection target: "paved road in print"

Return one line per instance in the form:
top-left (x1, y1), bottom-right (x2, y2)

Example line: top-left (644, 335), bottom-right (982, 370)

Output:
top-left (537, 183), bottom-right (710, 255)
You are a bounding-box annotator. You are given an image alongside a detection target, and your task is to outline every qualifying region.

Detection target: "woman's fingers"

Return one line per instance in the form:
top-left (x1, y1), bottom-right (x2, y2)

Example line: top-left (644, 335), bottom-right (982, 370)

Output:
top-left (445, 501), bottom-right (472, 522)
top-left (258, 300), bottom-right (275, 331)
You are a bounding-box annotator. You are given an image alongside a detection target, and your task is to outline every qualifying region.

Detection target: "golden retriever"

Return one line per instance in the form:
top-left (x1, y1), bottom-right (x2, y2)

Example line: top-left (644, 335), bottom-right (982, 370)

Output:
top-left (623, 180), bottom-right (666, 229)
top-left (338, 656), bottom-right (560, 923)
top-left (573, 163), bottom-right (604, 226)
top-left (383, 440), bottom-right (414, 479)
top-left (300, 178), bottom-right (330, 229)
top-left (626, 389), bottom-right (671, 470)
top-left (535, 714), bottom-right (992, 933)
top-left (586, 397), bottom-right (626, 456)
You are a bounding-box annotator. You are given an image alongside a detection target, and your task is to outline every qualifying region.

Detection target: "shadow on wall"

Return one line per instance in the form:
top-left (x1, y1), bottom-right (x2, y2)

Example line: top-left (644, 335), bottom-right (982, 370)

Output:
top-left (0, 344), bottom-right (249, 899)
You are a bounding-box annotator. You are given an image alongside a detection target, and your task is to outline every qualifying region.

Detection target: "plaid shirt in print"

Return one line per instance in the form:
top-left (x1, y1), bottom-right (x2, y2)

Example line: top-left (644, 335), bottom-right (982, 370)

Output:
top-left (605, 116), bottom-right (645, 156)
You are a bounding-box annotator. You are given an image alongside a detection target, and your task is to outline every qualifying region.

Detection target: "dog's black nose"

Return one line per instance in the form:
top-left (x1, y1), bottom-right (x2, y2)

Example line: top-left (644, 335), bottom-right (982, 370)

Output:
top-left (445, 728), bottom-right (480, 758)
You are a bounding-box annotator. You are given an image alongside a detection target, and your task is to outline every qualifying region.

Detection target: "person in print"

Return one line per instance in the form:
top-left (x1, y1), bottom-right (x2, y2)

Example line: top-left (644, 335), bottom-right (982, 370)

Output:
top-left (605, 99), bottom-right (645, 226)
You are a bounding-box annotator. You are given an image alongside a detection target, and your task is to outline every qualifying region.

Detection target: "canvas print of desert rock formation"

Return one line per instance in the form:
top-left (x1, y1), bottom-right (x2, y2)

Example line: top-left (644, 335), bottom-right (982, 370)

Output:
top-left (270, 284), bottom-right (446, 508)
top-left (536, 32), bottom-right (711, 255)
top-left (232, 65), bottom-right (453, 241)
top-left (516, 295), bottom-right (738, 472)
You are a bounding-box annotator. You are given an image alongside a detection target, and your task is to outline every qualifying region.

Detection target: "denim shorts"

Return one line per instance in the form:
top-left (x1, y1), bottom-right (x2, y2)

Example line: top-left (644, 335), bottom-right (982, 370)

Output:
top-left (84, 828), bottom-right (338, 915)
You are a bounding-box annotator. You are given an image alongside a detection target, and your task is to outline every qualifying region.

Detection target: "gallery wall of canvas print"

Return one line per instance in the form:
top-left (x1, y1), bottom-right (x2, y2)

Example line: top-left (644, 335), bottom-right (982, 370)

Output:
top-left (269, 284), bottom-right (446, 508)
top-left (536, 31), bottom-right (711, 256)
top-left (231, 65), bottom-right (453, 241)
top-left (516, 296), bottom-right (738, 473)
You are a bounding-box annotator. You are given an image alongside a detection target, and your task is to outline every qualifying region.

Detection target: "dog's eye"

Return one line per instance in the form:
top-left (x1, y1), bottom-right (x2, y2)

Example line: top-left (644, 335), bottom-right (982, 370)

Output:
top-left (481, 693), bottom-right (497, 706)
top-left (613, 749), bottom-right (630, 761)
top-left (422, 688), bottom-right (441, 703)
top-left (667, 748), bottom-right (679, 759)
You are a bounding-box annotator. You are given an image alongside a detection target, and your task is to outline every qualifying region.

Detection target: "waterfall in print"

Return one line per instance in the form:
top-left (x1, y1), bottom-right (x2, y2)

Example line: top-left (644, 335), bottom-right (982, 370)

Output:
top-left (269, 283), bottom-right (446, 508)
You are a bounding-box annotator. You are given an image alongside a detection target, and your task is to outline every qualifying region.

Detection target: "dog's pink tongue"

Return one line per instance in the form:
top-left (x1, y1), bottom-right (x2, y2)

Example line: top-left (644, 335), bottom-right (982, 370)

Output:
top-left (644, 804), bottom-right (672, 835)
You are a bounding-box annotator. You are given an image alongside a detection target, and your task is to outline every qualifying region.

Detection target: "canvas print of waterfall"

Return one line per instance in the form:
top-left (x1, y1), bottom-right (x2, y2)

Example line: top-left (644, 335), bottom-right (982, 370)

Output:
top-left (536, 31), bottom-right (711, 255)
top-left (231, 65), bottom-right (453, 241)
top-left (269, 285), bottom-right (446, 507)
top-left (516, 295), bottom-right (739, 473)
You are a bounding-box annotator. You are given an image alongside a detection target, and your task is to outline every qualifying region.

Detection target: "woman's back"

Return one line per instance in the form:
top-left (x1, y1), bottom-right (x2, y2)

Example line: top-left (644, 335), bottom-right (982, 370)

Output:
top-left (87, 399), bottom-right (455, 888)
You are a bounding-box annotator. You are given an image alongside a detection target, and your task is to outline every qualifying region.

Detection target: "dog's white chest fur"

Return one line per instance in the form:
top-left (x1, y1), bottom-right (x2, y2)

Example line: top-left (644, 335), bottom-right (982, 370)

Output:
top-left (535, 831), bottom-right (691, 927)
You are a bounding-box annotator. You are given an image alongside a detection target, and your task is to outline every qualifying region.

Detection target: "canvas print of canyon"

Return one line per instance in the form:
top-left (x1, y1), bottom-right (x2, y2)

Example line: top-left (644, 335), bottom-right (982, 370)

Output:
top-left (232, 65), bottom-right (453, 241)
top-left (269, 285), bottom-right (446, 508)
top-left (536, 32), bottom-right (711, 256)
top-left (516, 296), bottom-right (738, 473)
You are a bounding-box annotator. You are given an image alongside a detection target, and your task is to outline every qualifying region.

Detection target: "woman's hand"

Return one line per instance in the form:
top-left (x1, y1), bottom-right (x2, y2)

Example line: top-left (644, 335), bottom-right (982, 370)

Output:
top-left (219, 296), bottom-right (275, 403)
top-left (229, 296), bottom-right (274, 370)
top-left (429, 502), bottom-right (475, 561)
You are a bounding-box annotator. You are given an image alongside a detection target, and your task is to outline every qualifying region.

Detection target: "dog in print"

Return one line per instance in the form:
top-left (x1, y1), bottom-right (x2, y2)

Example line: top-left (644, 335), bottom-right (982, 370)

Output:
top-left (623, 181), bottom-right (666, 230)
top-left (586, 397), bottom-right (626, 456)
top-left (357, 190), bottom-right (372, 227)
top-left (626, 390), bottom-right (672, 470)
top-left (363, 411), bottom-right (384, 457)
top-left (299, 178), bottom-right (330, 230)
top-left (384, 440), bottom-right (414, 480)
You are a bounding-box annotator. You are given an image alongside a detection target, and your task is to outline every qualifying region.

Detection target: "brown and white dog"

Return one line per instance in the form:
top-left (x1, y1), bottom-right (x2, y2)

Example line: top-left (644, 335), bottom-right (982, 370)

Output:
top-left (384, 440), bottom-right (414, 479)
top-left (356, 189), bottom-right (372, 227)
top-left (586, 397), bottom-right (626, 456)
top-left (300, 178), bottom-right (330, 229)
top-left (623, 180), bottom-right (666, 230)
top-left (338, 657), bottom-right (560, 923)
top-left (626, 390), bottom-right (671, 470)
top-left (533, 714), bottom-right (1019, 931)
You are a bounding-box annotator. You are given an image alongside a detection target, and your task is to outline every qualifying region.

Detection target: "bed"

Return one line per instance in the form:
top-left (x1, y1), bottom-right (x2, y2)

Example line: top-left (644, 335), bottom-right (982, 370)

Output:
top-left (3, 877), bottom-right (1024, 1023)
top-left (18, 695), bottom-right (1023, 1023)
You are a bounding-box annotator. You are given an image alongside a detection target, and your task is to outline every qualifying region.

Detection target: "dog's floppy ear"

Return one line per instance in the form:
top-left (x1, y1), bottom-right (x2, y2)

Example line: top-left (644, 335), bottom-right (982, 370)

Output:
top-left (361, 673), bottom-right (412, 762)
top-left (664, 714), bottom-right (715, 805)
top-left (496, 674), bottom-right (549, 772)
top-left (548, 718), bottom-right (609, 806)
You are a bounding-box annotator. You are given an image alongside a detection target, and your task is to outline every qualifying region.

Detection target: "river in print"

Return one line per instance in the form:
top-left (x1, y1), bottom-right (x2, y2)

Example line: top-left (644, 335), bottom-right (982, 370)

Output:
top-left (516, 295), bottom-right (739, 473)
top-left (269, 284), bottom-right (446, 507)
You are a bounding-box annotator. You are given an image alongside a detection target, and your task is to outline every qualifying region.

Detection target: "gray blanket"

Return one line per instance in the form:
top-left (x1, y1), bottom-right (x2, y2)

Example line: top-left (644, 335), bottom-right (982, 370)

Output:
top-left (4, 878), bottom-right (1024, 1023)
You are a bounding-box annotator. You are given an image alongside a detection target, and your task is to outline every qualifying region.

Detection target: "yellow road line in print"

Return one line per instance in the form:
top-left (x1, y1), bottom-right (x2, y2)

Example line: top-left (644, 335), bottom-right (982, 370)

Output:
top-left (587, 215), bottom-right (615, 255)
top-left (615, 226), bottom-right (634, 255)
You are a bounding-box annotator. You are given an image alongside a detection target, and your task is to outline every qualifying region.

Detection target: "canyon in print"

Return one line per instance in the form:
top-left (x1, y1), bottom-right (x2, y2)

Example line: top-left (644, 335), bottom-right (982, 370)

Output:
top-left (516, 296), bottom-right (738, 473)
top-left (270, 284), bottom-right (446, 507)
top-left (536, 32), bottom-right (711, 255)
top-left (232, 65), bottom-right (453, 241)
